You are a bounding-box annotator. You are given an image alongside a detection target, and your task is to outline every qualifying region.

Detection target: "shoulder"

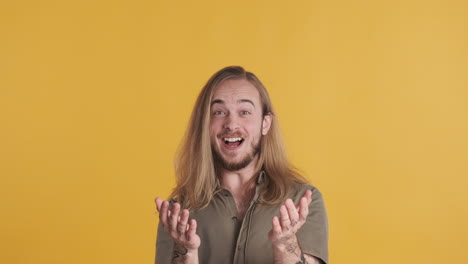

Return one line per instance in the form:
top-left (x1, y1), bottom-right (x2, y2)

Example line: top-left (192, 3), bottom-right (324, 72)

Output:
top-left (289, 182), bottom-right (325, 201)
top-left (290, 182), bottom-right (329, 264)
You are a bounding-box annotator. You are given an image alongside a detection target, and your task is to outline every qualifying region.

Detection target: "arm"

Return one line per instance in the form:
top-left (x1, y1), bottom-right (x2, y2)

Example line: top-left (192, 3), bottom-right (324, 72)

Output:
top-left (268, 190), bottom-right (321, 264)
top-left (155, 198), bottom-right (200, 264)
top-left (271, 236), bottom-right (319, 264)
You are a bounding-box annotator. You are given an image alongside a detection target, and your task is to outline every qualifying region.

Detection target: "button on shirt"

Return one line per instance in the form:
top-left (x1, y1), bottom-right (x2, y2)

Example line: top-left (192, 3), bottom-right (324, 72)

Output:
top-left (155, 177), bottom-right (328, 264)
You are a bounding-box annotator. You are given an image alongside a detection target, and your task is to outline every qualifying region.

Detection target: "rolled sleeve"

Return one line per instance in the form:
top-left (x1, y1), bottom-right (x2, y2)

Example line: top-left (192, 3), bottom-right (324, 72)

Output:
top-left (296, 186), bottom-right (329, 264)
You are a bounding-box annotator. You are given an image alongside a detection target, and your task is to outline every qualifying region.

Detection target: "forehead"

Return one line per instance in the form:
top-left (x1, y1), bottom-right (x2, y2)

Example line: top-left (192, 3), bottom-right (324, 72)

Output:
top-left (212, 79), bottom-right (260, 103)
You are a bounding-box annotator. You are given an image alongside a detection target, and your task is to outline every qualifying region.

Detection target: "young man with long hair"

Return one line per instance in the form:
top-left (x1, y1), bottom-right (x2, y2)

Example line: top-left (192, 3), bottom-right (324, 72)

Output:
top-left (155, 66), bottom-right (328, 264)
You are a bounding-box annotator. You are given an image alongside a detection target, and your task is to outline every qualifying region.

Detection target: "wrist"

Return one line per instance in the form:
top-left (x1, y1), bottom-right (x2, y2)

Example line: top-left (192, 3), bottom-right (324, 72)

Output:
top-left (271, 235), bottom-right (298, 251)
top-left (173, 242), bottom-right (198, 255)
top-left (185, 248), bottom-right (198, 256)
top-left (172, 242), bottom-right (198, 264)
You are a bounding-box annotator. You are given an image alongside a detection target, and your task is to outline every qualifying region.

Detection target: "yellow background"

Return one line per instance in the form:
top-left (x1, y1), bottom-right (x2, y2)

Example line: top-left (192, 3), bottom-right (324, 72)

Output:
top-left (1, 0), bottom-right (467, 263)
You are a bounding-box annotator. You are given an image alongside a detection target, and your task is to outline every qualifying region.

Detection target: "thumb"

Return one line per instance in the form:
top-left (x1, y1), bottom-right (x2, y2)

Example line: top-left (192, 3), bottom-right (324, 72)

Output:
top-left (155, 197), bottom-right (164, 212)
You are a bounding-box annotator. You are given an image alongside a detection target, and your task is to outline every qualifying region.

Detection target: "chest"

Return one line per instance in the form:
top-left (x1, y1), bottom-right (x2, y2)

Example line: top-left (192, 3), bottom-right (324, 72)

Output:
top-left (233, 195), bottom-right (252, 221)
top-left (190, 194), bottom-right (280, 264)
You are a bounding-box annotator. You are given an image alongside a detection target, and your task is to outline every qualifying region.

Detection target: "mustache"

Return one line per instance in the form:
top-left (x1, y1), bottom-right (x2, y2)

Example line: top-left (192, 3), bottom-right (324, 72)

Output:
top-left (218, 132), bottom-right (245, 138)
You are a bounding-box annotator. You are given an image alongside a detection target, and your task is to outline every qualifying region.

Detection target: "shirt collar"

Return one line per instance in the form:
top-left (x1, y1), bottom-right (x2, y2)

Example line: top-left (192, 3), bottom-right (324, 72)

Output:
top-left (216, 170), bottom-right (266, 199)
top-left (256, 170), bottom-right (266, 185)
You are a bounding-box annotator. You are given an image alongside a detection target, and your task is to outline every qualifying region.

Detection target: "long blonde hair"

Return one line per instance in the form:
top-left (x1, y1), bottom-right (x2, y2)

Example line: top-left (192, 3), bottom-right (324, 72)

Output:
top-left (169, 66), bottom-right (306, 209)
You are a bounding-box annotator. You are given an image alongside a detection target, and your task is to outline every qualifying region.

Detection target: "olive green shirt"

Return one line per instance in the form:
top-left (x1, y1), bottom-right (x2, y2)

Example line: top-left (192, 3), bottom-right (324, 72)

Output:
top-left (155, 174), bottom-right (328, 264)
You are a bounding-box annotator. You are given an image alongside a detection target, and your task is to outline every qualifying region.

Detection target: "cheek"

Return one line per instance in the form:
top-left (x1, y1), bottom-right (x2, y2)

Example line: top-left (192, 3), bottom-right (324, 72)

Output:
top-left (245, 120), bottom-right (262, 135)
top-left (209, 120), bottom-right (223, 135)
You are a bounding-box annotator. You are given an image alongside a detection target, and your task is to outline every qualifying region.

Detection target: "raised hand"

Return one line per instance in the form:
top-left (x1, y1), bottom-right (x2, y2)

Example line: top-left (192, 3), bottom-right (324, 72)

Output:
top-left (268, 189), bottom-right (313, 246)
top-left (155, 198), bottom-right (201, 256)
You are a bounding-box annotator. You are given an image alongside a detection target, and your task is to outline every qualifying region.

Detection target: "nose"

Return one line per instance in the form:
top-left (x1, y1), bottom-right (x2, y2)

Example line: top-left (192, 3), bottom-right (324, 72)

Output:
top-left (223, 114), bottom-right (240, 131)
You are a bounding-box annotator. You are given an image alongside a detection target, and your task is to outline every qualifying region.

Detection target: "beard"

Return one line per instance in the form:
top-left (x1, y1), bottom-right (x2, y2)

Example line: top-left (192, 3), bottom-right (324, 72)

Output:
top-left (212, 136), bottom-right (262, 172)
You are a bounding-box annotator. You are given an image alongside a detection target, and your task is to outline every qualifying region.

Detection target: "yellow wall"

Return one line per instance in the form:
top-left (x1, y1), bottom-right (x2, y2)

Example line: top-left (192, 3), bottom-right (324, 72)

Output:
top-left (1, 0), bottom-right (467, 263)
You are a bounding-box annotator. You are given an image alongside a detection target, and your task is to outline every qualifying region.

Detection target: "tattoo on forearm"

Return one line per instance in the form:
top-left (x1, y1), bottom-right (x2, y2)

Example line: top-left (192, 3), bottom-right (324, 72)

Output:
top-left (286, 242), bottom-right (298, 256)
top-left (172, 243), bottom-right (188, 260)
top-left (284, 239), bottom-right (307, 264)
top-left (277, 236), bottom-right (309, 264)
top-left (283, 237), bottom-right (300, 257)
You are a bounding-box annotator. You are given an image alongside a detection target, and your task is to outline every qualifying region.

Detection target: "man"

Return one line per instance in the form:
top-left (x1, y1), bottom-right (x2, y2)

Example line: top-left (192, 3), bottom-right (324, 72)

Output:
top-left (155, 66), bottom-right (328, 264)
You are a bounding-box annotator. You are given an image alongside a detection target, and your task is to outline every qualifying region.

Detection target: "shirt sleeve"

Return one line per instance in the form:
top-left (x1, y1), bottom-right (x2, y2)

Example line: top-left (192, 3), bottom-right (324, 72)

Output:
top-left (155, 221), bottom-right (174, 264)
top-left (296, 185), bottom-right (329, 264)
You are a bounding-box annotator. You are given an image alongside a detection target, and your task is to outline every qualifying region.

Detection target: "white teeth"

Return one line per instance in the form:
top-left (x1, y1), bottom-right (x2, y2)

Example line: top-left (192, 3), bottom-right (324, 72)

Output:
top-left (224, 137), bottom-right (242, 142)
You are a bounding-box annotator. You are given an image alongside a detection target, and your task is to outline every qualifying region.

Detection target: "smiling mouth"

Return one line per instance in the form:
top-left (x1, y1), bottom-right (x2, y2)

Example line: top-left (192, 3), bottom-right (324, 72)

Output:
top-left (223, 137), bottom-right (244, 148)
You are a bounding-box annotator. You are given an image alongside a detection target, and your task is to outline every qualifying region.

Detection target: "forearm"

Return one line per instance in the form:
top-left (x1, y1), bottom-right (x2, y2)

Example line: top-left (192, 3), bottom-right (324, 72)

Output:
top-left (171, 242), bottom-right (199, 264)
top-left (272, 235), bottom-right (318, 264)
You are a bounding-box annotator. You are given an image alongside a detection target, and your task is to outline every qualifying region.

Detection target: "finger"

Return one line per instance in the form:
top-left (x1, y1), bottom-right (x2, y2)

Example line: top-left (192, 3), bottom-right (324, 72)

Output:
top-left (272, 216), bottom-right (282, 235)
top-left (177, 209), bottom-right (189, 237)
top-left (169, 203), bottom-right (181, 234)
top-left (296, 190), bottom-right (313, 211)
top-left (186, 219), bottom-right (197, 241)
top-left (159, 200), bottom-right (169, 231)
top-left (298, 196), bottom-right (309, 222)
top-left (155, 197), bottom-right (163, 212)
top-left (285, 199), bottom-right (299, 226)
top-left (305, 189), bottom-right (313, 204)
top-left (279, 204), bottom-right (291, 231)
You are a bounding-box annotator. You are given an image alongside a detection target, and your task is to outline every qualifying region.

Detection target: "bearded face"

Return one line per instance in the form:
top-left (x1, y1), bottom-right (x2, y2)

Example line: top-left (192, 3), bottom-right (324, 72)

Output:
top-left (209, 79), bottom-right (271, 172)
top-left (211, 130), bottom-right (262, 171)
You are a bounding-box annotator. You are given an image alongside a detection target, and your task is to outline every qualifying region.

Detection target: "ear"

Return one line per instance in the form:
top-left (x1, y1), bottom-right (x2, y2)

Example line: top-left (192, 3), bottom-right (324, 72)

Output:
top-left (261, 113), bottom-right (272, 135)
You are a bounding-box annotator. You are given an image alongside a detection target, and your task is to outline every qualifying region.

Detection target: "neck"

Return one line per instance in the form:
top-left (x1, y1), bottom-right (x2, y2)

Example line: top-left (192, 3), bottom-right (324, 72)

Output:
top-left (218, 156), bottom-right (260, 220)
top-left (219, 156), bottom-right (259, 195)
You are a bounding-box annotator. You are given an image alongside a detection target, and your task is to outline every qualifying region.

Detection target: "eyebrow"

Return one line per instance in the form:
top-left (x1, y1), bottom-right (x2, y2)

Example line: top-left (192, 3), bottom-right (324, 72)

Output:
top-left (211, 99), bottom-right (256, 108)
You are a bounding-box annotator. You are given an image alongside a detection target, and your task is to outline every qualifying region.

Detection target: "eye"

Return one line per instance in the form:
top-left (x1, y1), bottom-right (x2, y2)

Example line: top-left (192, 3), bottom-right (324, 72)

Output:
top-left (214, 110), bottom-right (225, 116)
top-left (240, 111), bottom-right (250, 115)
